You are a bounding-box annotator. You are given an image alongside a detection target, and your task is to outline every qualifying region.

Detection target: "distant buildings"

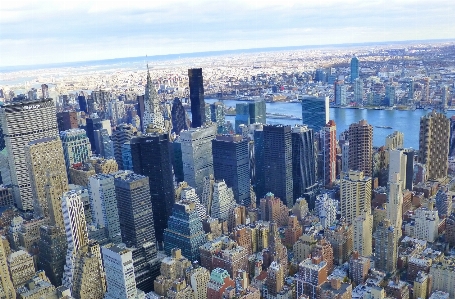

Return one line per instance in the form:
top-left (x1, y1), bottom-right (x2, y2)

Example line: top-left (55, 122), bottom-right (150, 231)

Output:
top-left (351, 57), bottom-right (359, 83)
top-left (335, 80), bottom-right (347, 106)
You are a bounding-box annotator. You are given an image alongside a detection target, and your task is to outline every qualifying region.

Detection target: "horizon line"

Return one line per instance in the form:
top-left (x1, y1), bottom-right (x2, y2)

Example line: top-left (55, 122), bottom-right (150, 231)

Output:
top-left (1, 37), bottom-right (455, 72)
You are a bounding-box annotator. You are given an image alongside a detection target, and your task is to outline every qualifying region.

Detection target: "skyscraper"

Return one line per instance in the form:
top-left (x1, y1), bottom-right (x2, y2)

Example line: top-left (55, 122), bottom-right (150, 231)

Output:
top-left (212, 134), bottom-right (250, 205)
top-left (130, 133), bottom-right (175, 243)
top-left (374, 219), bottom-right (398, 274)
top-left (180, 125), bottom-right (216, 196)
top-left (353, 211), bottom-right (373, 257)
top-left (210, 101), bottom-right (226, 134)
top-left (350, 57), bottom-right (359, 83)
top-left (340, 171), bottom-right (372, 224)
top-left (301, 96), bottom-right (329, 132)
top-left (25, 136), bottom-right (68, 218)
top-left (253, 125), bottom-right (265, 202)
top-left (263, 125), bottom-right (293, 207)
top-left (418, 111), bottom-right (450, 180)
top-left (249, 100), bottom-right (266, 124)
top-left (143, 66), bottom-right (164, 132)
top-left (111, 124), bottom-right (136, 170)
top-left (113, 171), bottom-right (159, 292)
top-left (60, 129), bottom-right (92, 173)
top-left (56, 111), bottom-right (78, 132)
top-left (348, 120), bottom-right (373, 177)
top-left (188, 68), bottom-right (205, 128)
top-left (171, 97), bottom-right (189, 134)
top-left (235, 103), bottom-right (250, 133)
top-left (85, 117), bottom-right (102, 152)
top-left (163, 200), bottom-right (207, 262)
top-left (334, 81), bottom-right (347, 106)
top-left (354, 78), bottom-right (363, 104)
top-left (0, 98), bottom-right (59, 210)
top-left (385, 84), bottom-right (396, 106)
top-left (321, 120), bottom-right (337, 188)
top-left (291, 125), bottom-right (317, 200)
top-left (0, 236), bottom-right (14, 299)
top-left (88, 174), bottom-right (122, 244)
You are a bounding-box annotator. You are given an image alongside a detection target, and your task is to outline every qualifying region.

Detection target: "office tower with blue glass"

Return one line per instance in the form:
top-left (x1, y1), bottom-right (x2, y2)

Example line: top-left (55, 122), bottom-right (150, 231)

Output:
top-left (163, 200), bottom-right (207, 262)
top-left (113, 171), bottom-right (160, 292)
top-left (130, 133), bottom-right (175, 243)
top-left (351, 57), bottom-right (359, 83)
top-left (235, 103), bottom-right (250, 133)
top-left (189, 68), bottom-right (206, 128)
top-left (212, 135), bottom-right (250, 206)
top-left (210, 101), bottom-right (226, 133)
top-left (263, 125), bottom-right (293, 208)
top-left (249, 100), bottom-right (266, 124)
top-left (291, 125), bottom-right (317, 201)
top-left (111, 123), bottom-right (136, 170)
top-left (301, 96), bottom-right (329, 132)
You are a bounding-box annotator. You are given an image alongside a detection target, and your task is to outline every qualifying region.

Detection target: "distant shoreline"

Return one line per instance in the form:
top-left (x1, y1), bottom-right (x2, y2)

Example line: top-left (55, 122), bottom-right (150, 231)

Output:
top-left (1, 38), bottom-right (454, 73)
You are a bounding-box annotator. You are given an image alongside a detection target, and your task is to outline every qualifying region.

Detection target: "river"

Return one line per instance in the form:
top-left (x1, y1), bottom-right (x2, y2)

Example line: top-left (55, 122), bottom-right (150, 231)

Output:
top-left (205, 99), bottom-right (455, 149)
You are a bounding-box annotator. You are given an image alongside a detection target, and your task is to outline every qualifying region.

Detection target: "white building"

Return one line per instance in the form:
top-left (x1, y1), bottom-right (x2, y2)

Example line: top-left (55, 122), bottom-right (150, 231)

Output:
top-left (387, 172), bottom-right (403, 238)
top-left (340, 171), bottom-right (372, 224)
top-left (315, 193), bottom-right (338, 228)
top-left (88, 174), bottom-right (122, 244)
top-left (210, 180), bottom-right (236, 222)
top-left (413, 206), bottom-right (439, 242)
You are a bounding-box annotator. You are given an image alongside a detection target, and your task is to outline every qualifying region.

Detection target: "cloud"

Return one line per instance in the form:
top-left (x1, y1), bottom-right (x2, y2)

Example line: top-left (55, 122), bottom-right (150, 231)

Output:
top-left (0, 0), bottom-right (454, 66)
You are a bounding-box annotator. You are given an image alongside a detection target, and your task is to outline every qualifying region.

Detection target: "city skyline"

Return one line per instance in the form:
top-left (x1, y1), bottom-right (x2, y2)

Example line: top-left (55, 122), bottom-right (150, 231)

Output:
top-left (1, 0), bottom-right (454, 67)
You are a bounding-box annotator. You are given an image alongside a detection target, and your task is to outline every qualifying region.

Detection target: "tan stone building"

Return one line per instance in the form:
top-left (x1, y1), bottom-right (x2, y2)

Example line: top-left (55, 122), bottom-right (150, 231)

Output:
top-left (7, 250), bottom-right (35, 288)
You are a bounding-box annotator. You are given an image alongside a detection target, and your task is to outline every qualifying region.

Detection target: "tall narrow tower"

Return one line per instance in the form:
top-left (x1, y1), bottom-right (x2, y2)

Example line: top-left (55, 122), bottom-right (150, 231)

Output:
top-left (350, 57), bottom-right (359, 83)
top-left (143, 65), bottom-right (164, 132)
top-left (188, 68), bottom-right (206, 128)
top-left (321, 120), bottom-right (337, 188)
top-left (348, 120), bottom-right (373, 177)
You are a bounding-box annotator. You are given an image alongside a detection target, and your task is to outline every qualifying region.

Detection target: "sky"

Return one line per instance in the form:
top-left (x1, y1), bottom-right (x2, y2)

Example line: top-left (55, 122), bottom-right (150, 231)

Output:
top-left (0, 0), bottom-right (454, 67)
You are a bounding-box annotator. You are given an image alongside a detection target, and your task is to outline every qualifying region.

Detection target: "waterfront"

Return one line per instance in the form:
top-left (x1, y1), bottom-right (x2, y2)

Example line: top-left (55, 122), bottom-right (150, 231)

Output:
top-left (206, 99), bottom-right (455, 149)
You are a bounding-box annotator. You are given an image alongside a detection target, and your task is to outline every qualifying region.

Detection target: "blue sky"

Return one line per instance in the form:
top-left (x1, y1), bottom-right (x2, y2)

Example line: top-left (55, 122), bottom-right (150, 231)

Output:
top-left (0, 0), bottom-right (454, 67)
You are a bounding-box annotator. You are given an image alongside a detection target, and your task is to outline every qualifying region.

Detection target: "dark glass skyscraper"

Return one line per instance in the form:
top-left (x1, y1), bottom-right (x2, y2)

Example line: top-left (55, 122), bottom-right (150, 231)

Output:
top-left (291, 125), bottom-right (317, 201)
top-left (235, 103), bottom-right (250, 133)
top-left (249, 100), bottom-right (266, 124)
top-left (113, 171), bottom-right (159, 292)
top-left (263, 125), bottom-right (293, 208)
top-left (171, 97), bottom-right (188, 134)
top-left (85, 117), bottom-right (102, 151)
top-left (78, 95), bottom-right (87, 113)
top-left (130, 133), bottom-right (175, 243)
top-left (188, 68), bottom-right (205, 128)
top-left (212, 135), bottom-right (250, 205)
top-left (210, 101), bottom-right (226, 133)
top-left (253, 125), bottom-right (265, 202)
top-left (351, 57), bottom-right (359, 83)
top-left (301, 96), bottom-right (329, 132)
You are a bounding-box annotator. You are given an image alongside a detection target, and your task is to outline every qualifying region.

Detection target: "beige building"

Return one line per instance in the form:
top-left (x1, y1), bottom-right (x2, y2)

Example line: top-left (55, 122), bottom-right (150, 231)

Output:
top-left (186, 263), bottom-right (210, 299)
top-left (347, 120), bottom-right (373, 177)
top-left (413, 271), bottom-right (430, 299)
top-left (88, 157), bottom-right (119, 174)
top-left (429, 256), bottom-right (455, 298)
top-left (293, 233), bottom-right (318, 263)
top-left (25, 136), bottom-right (68, 219)
top-left (340, 171), bottom-right (372, 223)
top-left (260, 193), bottom-right (289, 227)
top-left (7, 250), bottom-right (36, 288)
top-left (154, 248), bottom-right (192, 297)
top-left (0, 237), bottom-right (14, 299)
top-left (353, 211), bottom-right (373, 257)
top-left (418, 111), bottom-right (450, 180)
top-left (324, 220), bottom-right (353, 266)
top-left (374, 219), bottom-right (399, 274)
top-left (387, 173), bottom-right (403, 238)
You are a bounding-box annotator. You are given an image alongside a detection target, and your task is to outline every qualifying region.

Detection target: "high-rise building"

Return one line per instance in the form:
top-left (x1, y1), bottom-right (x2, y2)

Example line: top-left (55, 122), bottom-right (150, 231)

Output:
top-left (412, 206), bottom-right (439, 242)
top-left (61, 190), bottom-right (89, 254)
top-left (418, 111), bottom-right (450, 180)
top-left (301, 96), bottom-right (329, 132)
top-left (208, 180), bottom-right (236, 222)
top-left (212, 134), bottom-right (250, 205)
top-left (348, 120), bottom-right (373, 177)
top-left (171, 97), bottom-right (189, 134)
top-left (385, 85), bottom-right (396, 106)
top-left (186, 262), bottom-right (210, 299)
top-left (253, 125), bottom-right (265, 202)
top-left (78, 95), bottom-right (87, 113)
top-left (388, 148), bottom-right (407, 187)
top-left (321, 120), bottom-right (337, 188)
top-left (88, 174), bottom-right (122, 243)
top-left (111, 123), bottom-right (136, 170)
top-left (180, 125), bottom-right (216, 196)
top-left (315, 193), bottom-right (338, 228)
top-left (350, 57), bottom-right (359, 83)
top-left (153, 248), bottom-right (191, 297)
top-left (249, 100), bottom-right (266, 124)
top-left (189, 68), bottom-right (206, 128)
top-left (324, 220), bottom-right (353, 265)
top-left (429, 256), bottom-right (455, 298)
top-left (259, 192), bottom-right (289, 227)
top-left (263, 125), bottom-right (293, 208)
top-left (340, 171), bottom-right (372, 224)
top-left (209, 102), bottom-right (226, 134)
top-left (449, 116), bottom-right (455, 156)
top-left (60, 129), bottom-right (92, 173)
top-left (349, 252), bottom-right (370, 286)
top-left (102, 243), bottom-right (143, 299)
top-left (107, 99), bottom-right (125, 125)
top-left (85, 117), bottom-right (102, 152)
top-left (7, 249), bottom-right (35, 288)
top-left (335, 81), bottom-right (347, 106)
top-left (387, 173), bottom-right (403, 238)
top-left (435, 188), bottom-right (453, 218)
top-left (38, 225), bottom-right (67, 287)
top-left (25, 136), bottom-right (68, 219)
top-left (374, 219), bottom-right (398, 273)
top-left (130, 133), bottom-right (175, 243)
top-left (353, 211), bottom-right (373, 257)
top-left (295, 257), bottom-right (328, 299)
top-left (143, 66), bottom-right (164, 132)
top-left (0, 237), bottom-right (14, 299)
top-left (354, 78), bottom-right (363, 104)
top-left (56, 111), bottom-right (78, 132)
top-left (292, 125), bottom-right (317, 200)
top-left (113, 171), bottom-right (159, 292)
top-left (235, 103), bottom-right (250, 133)
top-left (0, 98), bottom-right (59, 210)
top-left (163, 200), bottom-right (207, 261)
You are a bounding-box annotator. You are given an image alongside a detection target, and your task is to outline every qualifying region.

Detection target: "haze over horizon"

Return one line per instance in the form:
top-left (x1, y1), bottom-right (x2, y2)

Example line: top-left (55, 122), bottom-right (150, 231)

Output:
top-left (1, 0), bottom-right (454, 67)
